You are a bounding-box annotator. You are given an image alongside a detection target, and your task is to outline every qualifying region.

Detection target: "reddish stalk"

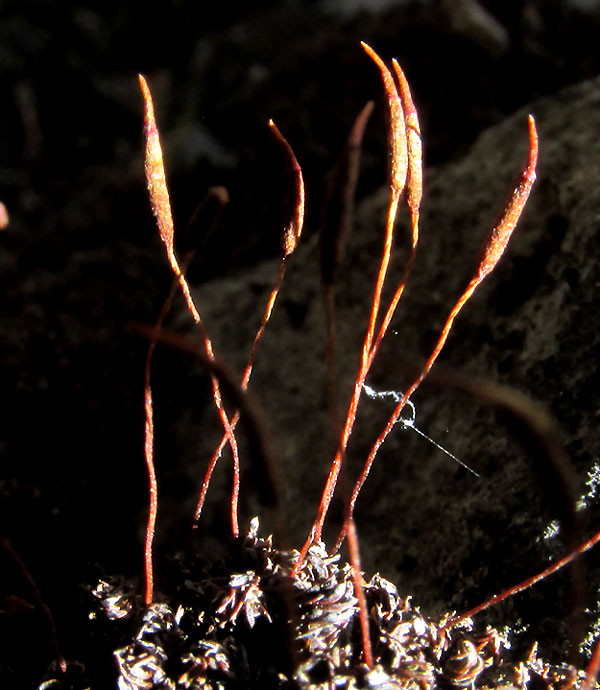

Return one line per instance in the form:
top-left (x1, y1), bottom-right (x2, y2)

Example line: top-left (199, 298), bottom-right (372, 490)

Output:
top-left (317, 101), bottom-right (385, 670)
top-left (583, 636), bottom-right (600, 690)
top-left (193, 119), bottom-right (305, 525)
top-left (345, 518), bottom-right (374, 669)
top-left (138, 326), bottom-right (286, 545)
top-left (321, 101), bottom-right (374, 443)
top-left (441, 525), bottom-right (600, 631)
top-left (0, 537), bottom-right (67, 674)
top-left (142, 189), bottom-right (228, 603)
top-left (143, 367), bottom-right (157, 605)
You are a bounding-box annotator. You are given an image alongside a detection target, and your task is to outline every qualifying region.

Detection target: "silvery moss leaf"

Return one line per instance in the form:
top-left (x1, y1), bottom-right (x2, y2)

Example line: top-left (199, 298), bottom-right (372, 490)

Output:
top-left (39, 518), bottom-right (586, 690)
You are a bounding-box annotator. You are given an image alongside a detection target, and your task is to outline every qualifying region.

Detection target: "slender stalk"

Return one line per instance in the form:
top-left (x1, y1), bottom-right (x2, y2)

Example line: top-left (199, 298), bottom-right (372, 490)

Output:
top-left (1, 537), bottom-right (66, 674)
top-left (583, 636), bottom-right (600, 690)
top-left (142, 373), bottom-right (157, 605)
top-left (193, 120), bottom-right (304, 525)
top-left (346, 518), bottom-right (373, 668)
top-left (321, 101), bottom-right (374, 439)
top-left (442, 525), bottom-right (600, 630)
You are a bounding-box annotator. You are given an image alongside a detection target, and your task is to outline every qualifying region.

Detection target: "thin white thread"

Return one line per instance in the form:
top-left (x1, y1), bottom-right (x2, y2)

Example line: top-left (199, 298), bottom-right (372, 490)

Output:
top-left (362, 383), bottom-right (479, 477)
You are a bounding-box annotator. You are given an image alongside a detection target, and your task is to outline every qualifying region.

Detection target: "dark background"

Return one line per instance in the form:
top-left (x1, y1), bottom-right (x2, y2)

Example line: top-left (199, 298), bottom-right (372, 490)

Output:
top-left (1, 1), bottom-right (600, 687)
